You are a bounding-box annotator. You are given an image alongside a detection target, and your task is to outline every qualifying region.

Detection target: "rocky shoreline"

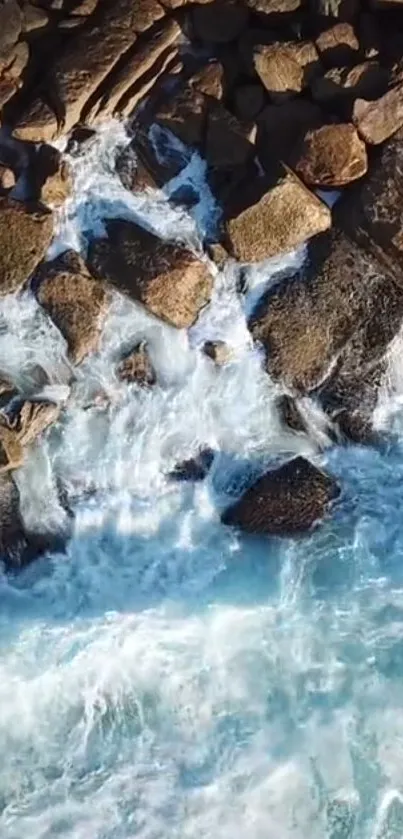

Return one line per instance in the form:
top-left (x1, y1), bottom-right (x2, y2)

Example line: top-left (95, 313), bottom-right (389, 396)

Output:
top-left (0, 0), bottom-right (402, 567)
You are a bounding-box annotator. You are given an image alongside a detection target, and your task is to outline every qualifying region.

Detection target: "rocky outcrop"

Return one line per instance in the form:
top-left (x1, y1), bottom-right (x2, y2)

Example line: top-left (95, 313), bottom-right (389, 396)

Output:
top-left (117, 341), bottom-right (156, 385)
top-left (0, 198), bottom-right (53, 295)
top-left (88, 219), bottom-right (213, 328)
top-left (253, 40), bottom-right (321, 101)
top-left (294, 123), bottom-right (367, 187)
top-left (34, 250), bottom-right (109, 364)
top-left (221, 456), bottom-right (340, 535)
top-left (353, 84), bottom-right (403, 145)
top-left (223, 167), bottom-right (331, 263)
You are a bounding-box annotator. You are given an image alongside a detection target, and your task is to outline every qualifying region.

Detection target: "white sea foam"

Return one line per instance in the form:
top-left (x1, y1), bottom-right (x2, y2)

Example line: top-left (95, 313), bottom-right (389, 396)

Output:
top-left (0, 122), bottom-right (403, 839)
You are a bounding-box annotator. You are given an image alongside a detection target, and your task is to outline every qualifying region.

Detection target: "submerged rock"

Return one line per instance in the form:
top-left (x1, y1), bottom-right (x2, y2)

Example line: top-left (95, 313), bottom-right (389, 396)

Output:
top-left (117, 341), bottom-right (156, 386)
top-left (221, 456), bottom-right (340, 535)
top-left (88, 219), bottom-right (213, 329)
top-left (0, 198), bottom-right (53, 295)
top-left (168, 448), bottom-right (215, 482)
top-left (34, 250), bottom-right (109, 365)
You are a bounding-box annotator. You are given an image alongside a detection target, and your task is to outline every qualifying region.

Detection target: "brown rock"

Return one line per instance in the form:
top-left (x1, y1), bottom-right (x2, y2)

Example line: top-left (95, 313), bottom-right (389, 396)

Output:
top-left (254, 40), bottom-right (321, 101)
top-left (224, 167), bottom-right (331, 263)
top-left (118, 341), bottom-right (156, 385)
top-left (3, 398), bottom-right (60, 446)
top-left (315, 23), bottom-right (359, 68)
top-left (71, 0), bottom-right (99, 13)
top-left (189, 60), bottom-right (224, 99)
top-left (311, 61), bottom-right (389, 110)
top-left (257, 99), bottom-right (324, 167)
top-left (0, 424), bottom-right (23, 473)
top-left (294, 123), bottom-right (367, 187)
top-left (353, 84), bottom-right (403, 145)
top-left (203, 340), bottom-right (232, 364)
top-left (14, 0), bottom-right (166, 141)
top-left (0, 198), bottom-right (53, 295)
top-left (155, 85), bottom-right (207, 147)
top-left (248, 229), bottom-right (403, 394)
top-left (34, 250), bottom-right (109, 364)
top-left (205, 101), bottom-right (255, 168)
top-left (0, 374), bottom-right (18, 409)
top-left (31, 144), bottom-right (72, 207)
top-left (233, 83), bottom-right (265, 121)
top-left (276, 394), bottom-right (307, 435)
top-left (88, 219), bottom-right (213, 329)
top-left (0, 0), bottom-right (21, 60)
top-left (22, 3), bottom-right (49, 32)
top-left (0, 77), bottom-right (17, 107)
top-left (117, 127), bottom-right (186, 191)
top-left (192, 0), bottom-right (248, 43)
top-left (221, 456), bottom-right (340, 535)
top-left (5, 40), bottom-right (30, 80)
top-left (0, 164), bottom-right (15, 189)
top-left (245, 0), bottom-right (302, 11)
top-left (207, 241), bottom-right (229, 267)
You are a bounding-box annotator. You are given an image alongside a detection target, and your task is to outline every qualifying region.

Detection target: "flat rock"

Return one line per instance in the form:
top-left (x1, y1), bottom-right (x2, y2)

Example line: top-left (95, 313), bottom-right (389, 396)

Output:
top-left (118, 340), bottom-right (156, 385)
top-left (0, 198), bottom-right (53, 295)
top-left (221, 456), bottom-right (340, 535)
top-left (88, 219), bottom-right (213, 329)
top-left (254, 40), bottom-right (321, 101)
top-left (224, 167), bottom-right (331, 263)
top-left (192, 0), bottom-right (248, 43)
top-left (294, 123), bottom-right (367, 187)
top-left (353, 84), bottom-right (403, 145)
top-left (248, 229), bottom-right (403, 395)
top-left (34, 250), bottom-right (109, 364)
top-left (315, 22), bottom-right (359, 68)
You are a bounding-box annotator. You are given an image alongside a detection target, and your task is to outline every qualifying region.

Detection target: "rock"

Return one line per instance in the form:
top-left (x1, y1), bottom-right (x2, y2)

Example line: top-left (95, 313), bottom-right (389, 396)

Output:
top-left (71, 0), bottom-right (99, 13)
top-left (4, 398), bottom-right (60, 446)
top-left (0, 164), bottom-right (15, 189)
top-left (0, 198), bottom-right (53, 295)
top-left (13, 0), bottom-right (166, 141)
top-left (221, 456), bottom-right (339, 535)
top-left (0, 374), bottom-right (18, 409)
top-left (309, 0), bottom-right (359, 18)
top-left (34, 250), bottom-right (109, 364)
top-left (353, 84), bottom-right (403, 145)
top-left (192, 1), bottom-right (248, 43)
top-left (248, 229), bottom-right (403, 394)
top-left (0, 0), bottom-right (21, 61)
top-left (0, 424), bottom-right (24, 473)
top-left (22, 3), bottom-right (49, 32)
top-left (155, 85), bottom-right (207, 148)
top-left (276, 394), bottom-right (307, 434)
top-left (207, 241), bottom-right (229, 267)
top-left (254, 40), bottom-right (321, 101)
top-left (117, 128), bottom-right (186, 192)
top-left (202, 340), bottom-right (232, 365)
top-left (204, 101), bottom-right (255, 168)
top-left (65, 125), bottom-right (96, 155)
top-left (189, 60), bottom-right (224, 100)
top-left (315, 23), bottom-right (359, 68)
top-left (169, 183), bottom-right (199, 208)
top-left (311, 61), bottom-right (389, 111)
top-left (88, 18), bottom-right (180, 122)
top-left (294, 123), bottom-right (367, 187)
top-left (30, 144), bottom-right (72, 206)
top-left (233, 83), bottom-right (265, 121)
top-left (88, 219), bottom-right (213, 329)
top-left (336, 127), bottom-right (403, 279)
top-left (168, 447), bottom-right (215, 481)
top-left (257, 99), bottom-right (324, 167)
top-left (118, 341), bottom-right (156, 386)
top-left (245, 0), bottom-right (302, 11)
top-left (5, 40), bottom-right (30, 80)
top-left (224, 167), bottom-right (331, 263)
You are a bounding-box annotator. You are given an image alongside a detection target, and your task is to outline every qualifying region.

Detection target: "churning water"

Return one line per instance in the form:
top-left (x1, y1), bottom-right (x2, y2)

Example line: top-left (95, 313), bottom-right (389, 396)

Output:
top-left (1, 122), bottom-right (403, 839)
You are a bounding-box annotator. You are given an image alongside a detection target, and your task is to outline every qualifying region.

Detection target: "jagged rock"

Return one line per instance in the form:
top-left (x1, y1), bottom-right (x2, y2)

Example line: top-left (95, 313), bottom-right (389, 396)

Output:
top-left (168, 448), bottom-right (215, 481)
top-left (233, 83), bottom-right (265, 121)
top-left (5, 40), bottom-right (29, 80)
top-left (315, 22), bottom-right (359, 68)
top-left (0, 0), bottom-right (21, 62)
top-left (22, 3), bottom-right (49, 32)
top-left (88, 18), bottom-right (180, 122)
top-left (192, 0), bottom-right (248, 43)
top-left (0, 164), bottom-right (15, 189)
top-left (13, 0), bottom-right (165, 141)
top-left (155, 85), bottom-right (207, 147)
top-left (224, 167), bottom-right (331, 263)
top-left (4, 398), bottom-right (60, 446)
top-left (88, 219), bottom-right (213, 329)
top-left (336, 127), bottom-right (403, 279)
top-left (205, 101), bottom-right (255, 168)
top-left (248, 229), bottom-right (403, 396)
top-left (294, 123), bottom-right (367, 187)
top-left (65, 125), bottom-right (96, 155)
top-left (0, 423), bottom-right (23, 473)
top-left (34, 250), bottom-right (109, 364)
top-left (276, 394), bottom-right (307, 434)
top-left (253, 40), bottom-right (321, 101)
top-left (118, 341), bottom-right (156, 385)
top-left (116, 128), bottom-right (186, 192)
top-left (221, 456), bottom-right (340, 535)
top-left (189, 60), bottom-right (224, 99)
top-left (202, 340), bottom-right (232, 365)
top-left (311, 61), bottom-right (389, 110)
top-left (0, 198), bottom-right (53, 295)
top-left (353, 84), bottom-right (403, 145)
top-left (257, 99), bottom-right (323, 167)
top-left (30, 144), bottom-right (72, 206)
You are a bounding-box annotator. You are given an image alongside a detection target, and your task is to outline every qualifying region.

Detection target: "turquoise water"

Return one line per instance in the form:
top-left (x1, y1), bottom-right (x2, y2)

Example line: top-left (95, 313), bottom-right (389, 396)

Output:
top-left (0, 124), bottom-right (403, 839)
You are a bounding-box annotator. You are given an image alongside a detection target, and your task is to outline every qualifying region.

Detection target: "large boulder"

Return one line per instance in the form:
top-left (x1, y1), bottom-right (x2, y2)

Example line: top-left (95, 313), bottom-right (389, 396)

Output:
top-left (221, 456), bottom-right (340, 535)
top-left (88, 220), bottom-right (213, 328)
top-left (353, 83), bottom-right (403, 145)
top-left (253, 40), bottom-right (321, 101)
top-left (0, 198), bottom-right (53, 295)
top-left (34, 250), bottom-right (109, 364)
top-left (223, 166), bottom-right (331, 263)
top-left (294, 123), bottom-right (367, 187)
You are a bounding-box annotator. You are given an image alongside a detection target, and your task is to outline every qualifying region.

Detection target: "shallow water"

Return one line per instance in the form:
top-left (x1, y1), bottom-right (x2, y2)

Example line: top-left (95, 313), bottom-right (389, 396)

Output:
top-left (1, 123), bottom-right (403, 839)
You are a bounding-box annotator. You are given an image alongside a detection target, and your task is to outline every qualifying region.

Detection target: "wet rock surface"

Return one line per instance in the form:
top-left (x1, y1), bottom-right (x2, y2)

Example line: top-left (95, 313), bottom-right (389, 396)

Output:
top-left (118, 341), bottom-right (156, 386)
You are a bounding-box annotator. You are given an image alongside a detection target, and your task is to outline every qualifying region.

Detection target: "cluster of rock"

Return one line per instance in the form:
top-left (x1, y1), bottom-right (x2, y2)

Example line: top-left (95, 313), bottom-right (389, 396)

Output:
top-left (1, 0), bottom-right (403, 561)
